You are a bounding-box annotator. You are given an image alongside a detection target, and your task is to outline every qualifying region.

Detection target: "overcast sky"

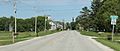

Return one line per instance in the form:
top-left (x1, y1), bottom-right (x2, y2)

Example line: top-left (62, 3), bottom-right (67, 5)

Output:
top-left (0, 0), bottom-right (91, 22)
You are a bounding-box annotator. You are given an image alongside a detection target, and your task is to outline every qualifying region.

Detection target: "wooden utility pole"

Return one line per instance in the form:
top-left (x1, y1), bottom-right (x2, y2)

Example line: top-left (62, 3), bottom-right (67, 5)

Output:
top-left (13, 0), bottom-right (17, 43)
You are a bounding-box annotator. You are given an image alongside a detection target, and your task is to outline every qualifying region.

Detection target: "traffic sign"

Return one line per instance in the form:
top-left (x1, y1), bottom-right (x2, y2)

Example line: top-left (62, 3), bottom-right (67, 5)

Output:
top-left (110, 15), bottom-right (118, 25)
top-left (110, 15), bottom-right (118, 41)
top-left (111, 19), bottom-right (117, 25)
top-left (110, 15), bottom-right (118, 20)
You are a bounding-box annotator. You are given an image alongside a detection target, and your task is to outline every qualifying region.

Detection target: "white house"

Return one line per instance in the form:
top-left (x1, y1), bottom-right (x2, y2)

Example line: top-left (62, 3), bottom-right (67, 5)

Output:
top-left (49, 21), bottom-right (63, 30)
top-left (49, 22), bottom-right (56, 30)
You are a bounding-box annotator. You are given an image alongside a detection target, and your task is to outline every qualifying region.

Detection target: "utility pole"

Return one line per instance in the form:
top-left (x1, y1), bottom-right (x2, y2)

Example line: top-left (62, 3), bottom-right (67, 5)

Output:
top-left (44, 15), bottom-right (50, 31)
top-left (44, 15), bottom-right (47, 31)
top-left (72, 17), bottom-right (74, 22)
top-left (13, 0), bottom-right (17, 43)
top-left (62, 19), bottom-right (65, 30)
top-left (35, 16), bottom-right (37, 35)
top-left (33, 6), bottom-right (38, 36)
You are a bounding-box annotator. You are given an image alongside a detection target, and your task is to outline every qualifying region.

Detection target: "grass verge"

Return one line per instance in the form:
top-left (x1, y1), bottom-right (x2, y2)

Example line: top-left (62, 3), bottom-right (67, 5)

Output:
top-left (95, 38), bottom-right (120, 51)
top-left (80, 31), bottom-right (120, 51)
top-left (0, 30), bottom-right (60, 46)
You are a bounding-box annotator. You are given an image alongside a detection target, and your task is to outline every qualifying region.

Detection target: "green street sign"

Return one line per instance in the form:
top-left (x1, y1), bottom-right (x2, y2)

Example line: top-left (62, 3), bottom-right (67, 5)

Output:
top-left (110, 15), bottom-right (118, 20)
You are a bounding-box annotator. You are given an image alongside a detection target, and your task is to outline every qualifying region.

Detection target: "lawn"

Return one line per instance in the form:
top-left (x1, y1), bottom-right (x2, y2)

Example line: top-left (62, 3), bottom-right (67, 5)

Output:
top-left (96, 38), bottom-right (120, 51)
top-left (0, 30), bottom-right (60, 46)
top-left (80, 31), bottom-right (111, 37)
top-left (80, 31), bottom-right (120, 51)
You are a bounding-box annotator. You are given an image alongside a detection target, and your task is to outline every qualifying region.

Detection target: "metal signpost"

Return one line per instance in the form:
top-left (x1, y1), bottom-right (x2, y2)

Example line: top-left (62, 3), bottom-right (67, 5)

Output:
top-left (110, 15), bottom-right (118, 41)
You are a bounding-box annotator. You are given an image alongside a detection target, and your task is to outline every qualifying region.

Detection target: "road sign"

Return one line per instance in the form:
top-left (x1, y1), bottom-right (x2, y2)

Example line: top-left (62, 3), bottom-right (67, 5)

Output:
top-left (110, 15), bottom-right (118, 41)
top-left (110, 15), bottom-right (118, 19)
top-left (110, 15), bottom-right (118, 25)
top-left (111, 19), bottom-right (117, 25)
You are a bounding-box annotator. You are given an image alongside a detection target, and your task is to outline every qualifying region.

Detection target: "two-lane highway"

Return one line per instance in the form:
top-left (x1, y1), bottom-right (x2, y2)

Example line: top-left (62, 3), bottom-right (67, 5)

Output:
top-left (0, 30), bottom-right (114, 51)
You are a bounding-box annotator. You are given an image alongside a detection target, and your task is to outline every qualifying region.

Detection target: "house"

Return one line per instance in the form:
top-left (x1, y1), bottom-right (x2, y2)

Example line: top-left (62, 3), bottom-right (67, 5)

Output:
top-left (49, 21), bottom-right (63, 30)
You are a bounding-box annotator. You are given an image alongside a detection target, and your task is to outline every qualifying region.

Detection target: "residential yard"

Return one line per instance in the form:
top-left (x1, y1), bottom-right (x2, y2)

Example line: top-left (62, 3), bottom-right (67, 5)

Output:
top-left (0, 30), bottom-right (60, 46)
top-left (80, 31), bottom-right (120, 51)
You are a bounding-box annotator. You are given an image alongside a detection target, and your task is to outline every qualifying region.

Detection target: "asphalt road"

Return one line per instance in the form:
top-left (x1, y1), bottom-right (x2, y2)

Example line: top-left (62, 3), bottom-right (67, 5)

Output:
top-left (0, 30), bottom-right (114, 51)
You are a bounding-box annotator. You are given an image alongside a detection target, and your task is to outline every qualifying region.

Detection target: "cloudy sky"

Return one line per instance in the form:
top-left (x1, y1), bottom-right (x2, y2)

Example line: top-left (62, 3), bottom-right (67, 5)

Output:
top-left (0, 0), bottom-right (91, 22)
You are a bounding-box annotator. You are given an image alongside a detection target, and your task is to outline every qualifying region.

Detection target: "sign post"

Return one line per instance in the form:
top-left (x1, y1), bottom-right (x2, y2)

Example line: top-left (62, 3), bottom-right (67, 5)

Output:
top-left (110, 15), bottom-right (118, 41)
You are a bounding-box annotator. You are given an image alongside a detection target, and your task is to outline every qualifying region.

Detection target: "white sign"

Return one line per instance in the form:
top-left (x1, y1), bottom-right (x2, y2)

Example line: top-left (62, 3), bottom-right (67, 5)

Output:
top-left (111, 19), bottom-right (117, 25)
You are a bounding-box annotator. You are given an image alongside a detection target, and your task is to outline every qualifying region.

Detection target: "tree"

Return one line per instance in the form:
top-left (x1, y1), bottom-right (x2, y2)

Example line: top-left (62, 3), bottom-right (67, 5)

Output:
top-left (94, 0), bottom-right (120, 32)
top-left (75, 0), bottom-right (120, 32)
top-left (76, 7), bottom-right (91, 30)
top-left (0, 17), bottom-right (9, 31)
top-left (37, 16), bottom-right (51, 31)
top-left (66, 22), bottom-right (71, 30)
top-left (0, 16), bottom-right (51, 32)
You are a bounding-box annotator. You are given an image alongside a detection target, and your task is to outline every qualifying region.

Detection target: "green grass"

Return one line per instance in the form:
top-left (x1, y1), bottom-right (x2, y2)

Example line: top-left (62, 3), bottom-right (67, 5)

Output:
top-left (0, 40), bottom-right (12, 45)
top-left (80, 31), bottom-right (120, 40)
top-left (38, 30), bottom-right (59, 36)
top-left (96, 38), bottom-right (120, 51)
top-left (0, 30), bottom-right (60, 46)
top-left (80, 31), bottom-right (120, 51)
top-left (114, 35), bottom-right (120, 40)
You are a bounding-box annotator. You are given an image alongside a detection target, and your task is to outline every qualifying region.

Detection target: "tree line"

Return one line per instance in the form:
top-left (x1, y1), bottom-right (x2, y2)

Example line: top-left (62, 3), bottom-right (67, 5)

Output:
top-left (0, 16), bottom-right (51, 32)
top-left (75, 0), bottom-right (120, 32)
